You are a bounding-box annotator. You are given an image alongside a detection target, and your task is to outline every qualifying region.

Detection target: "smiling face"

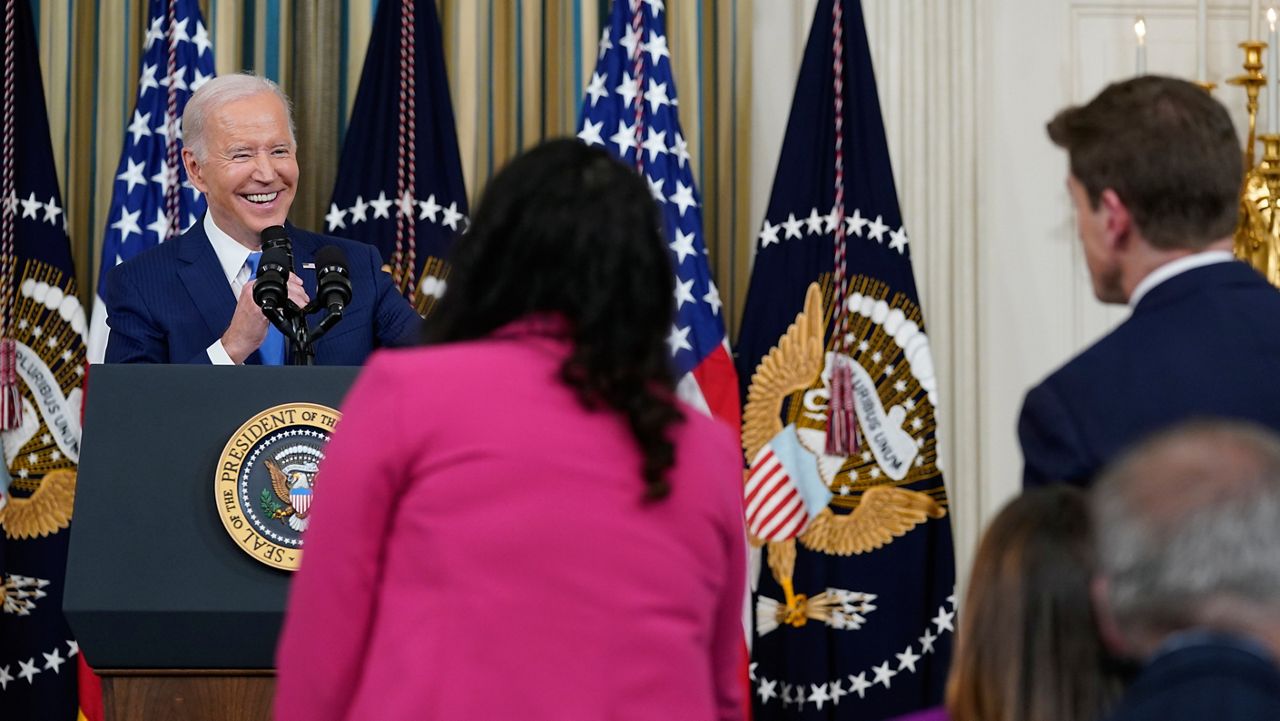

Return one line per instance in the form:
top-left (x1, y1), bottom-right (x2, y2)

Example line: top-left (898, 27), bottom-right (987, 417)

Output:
top-left (182, 91), bottom-right (298, 249)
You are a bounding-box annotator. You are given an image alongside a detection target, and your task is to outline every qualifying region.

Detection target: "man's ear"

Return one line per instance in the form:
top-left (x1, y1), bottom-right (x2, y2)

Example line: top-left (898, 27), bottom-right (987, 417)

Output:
top-left (1098, 188), bottom-right (1133, 251)
top-left (181, 147), bottom-right (206, 194)
top-left (1091, 574), bottom-right (1132, 658)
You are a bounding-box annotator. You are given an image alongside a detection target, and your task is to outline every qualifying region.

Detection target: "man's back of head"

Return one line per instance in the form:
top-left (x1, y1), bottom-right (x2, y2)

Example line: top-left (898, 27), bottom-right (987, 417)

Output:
top-left (1047, 76), bottom-right (1241, 252)
top-left (1092, 420), bottom-right (1280, 658)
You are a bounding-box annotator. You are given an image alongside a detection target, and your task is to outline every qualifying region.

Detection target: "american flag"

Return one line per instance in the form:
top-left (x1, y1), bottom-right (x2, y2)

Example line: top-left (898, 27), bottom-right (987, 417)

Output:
top-left (86, 0), bottom-right (215, 363)
top-left (575, 0), bottom-right (740, 429)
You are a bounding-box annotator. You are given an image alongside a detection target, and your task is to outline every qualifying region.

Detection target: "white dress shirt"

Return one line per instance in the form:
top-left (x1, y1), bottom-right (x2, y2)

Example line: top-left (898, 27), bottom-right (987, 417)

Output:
top-left (203, 213), bottom-right (259, 364)
top-left (1128, 249), bottom-right (1236, 309)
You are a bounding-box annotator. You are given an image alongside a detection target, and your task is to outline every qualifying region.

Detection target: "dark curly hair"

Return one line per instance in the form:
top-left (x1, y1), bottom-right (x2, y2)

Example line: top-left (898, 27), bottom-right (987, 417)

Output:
top-left (424, 138), bottom-right (684, 500)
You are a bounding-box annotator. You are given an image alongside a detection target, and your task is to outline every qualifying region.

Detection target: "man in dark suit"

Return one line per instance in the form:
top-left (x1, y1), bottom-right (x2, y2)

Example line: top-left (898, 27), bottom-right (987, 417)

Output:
top-left (104, 73), bottom-right (421, 365)
top-left (1091, 421), bottom-right (1280, 721)
top-left (1020, 75), bottom-right (1280, 487)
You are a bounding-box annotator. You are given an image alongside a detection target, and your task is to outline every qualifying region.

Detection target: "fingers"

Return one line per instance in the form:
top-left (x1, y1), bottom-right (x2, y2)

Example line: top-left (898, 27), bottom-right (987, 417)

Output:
top-left (287, 274), bottom-right (311, 309)
top-left (222, 281), bottom-right (270, 363)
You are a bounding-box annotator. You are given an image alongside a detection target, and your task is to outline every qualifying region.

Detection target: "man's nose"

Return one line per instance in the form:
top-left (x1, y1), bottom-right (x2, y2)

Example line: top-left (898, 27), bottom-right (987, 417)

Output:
top-left (250, 153), bottom-right (277, 180)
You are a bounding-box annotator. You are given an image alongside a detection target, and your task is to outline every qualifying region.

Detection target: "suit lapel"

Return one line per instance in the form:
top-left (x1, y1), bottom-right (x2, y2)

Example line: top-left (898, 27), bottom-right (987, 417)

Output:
top-left (287, 224), bottom-right (320, 306)
top-left (176, 222), bottom-right (238, 345)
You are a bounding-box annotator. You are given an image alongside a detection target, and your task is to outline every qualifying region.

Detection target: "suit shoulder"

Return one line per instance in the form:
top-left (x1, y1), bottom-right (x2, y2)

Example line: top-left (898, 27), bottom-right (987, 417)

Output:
top-left (106, 232), bottom-right (185, 283)
top-left (1037, 318), bottom-right (1140, 389)
top-left (291, 227), bottom-right (385, 263)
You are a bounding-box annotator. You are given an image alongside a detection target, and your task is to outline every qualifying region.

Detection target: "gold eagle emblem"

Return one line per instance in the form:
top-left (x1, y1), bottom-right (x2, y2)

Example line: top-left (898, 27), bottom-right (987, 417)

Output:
top-left (743, 282), bottom-right (946, 632)
top-left (0, 468), bottom-right (75, 540)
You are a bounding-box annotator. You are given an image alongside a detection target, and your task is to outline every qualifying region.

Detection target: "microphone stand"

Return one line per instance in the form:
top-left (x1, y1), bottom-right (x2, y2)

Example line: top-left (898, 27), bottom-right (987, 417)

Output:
top-left (305, 305), bottom-right (345, 343)
top-left (264, 304), bottom-right (345, 366)
top-left (263, 303), bottom-right (315, 366)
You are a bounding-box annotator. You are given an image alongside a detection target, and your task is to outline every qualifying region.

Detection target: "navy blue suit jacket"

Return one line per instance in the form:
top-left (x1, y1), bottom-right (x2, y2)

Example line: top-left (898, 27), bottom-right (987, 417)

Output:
top-left (1103, 638), bottom-right (1280, 721)
top-left (104, 221), bottom-right (422, 365)
top-left (1020, 261), bottom-right (1280, 487)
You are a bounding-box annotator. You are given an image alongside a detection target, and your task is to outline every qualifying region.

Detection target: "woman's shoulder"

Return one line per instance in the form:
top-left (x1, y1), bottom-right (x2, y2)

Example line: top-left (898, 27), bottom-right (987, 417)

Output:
top-left (674, 404), bottom-right (740, 454)
top-left (365, 336), bottom-right (553, 374)
top-left (669, 405), bottom-right (744, 485)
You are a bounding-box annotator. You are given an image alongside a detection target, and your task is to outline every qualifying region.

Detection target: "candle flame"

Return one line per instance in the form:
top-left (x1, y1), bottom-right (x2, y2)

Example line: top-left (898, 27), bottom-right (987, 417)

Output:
top-left (1135, 17), bottom-right (1147, 42)
top-left (1271, 7), bottom-right (1277, 30)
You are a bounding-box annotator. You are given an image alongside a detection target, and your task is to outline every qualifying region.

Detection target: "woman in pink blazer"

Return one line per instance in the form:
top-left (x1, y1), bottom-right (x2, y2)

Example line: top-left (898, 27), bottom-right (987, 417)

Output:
top-left (274, 139), bottom-right (747, 721)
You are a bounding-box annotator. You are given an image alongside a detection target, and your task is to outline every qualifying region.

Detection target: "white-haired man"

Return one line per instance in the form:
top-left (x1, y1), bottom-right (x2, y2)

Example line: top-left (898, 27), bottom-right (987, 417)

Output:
top-left (104, 73), bottom-right (421, 364)
top-left (1091, 420), bottom-right (1280, 720)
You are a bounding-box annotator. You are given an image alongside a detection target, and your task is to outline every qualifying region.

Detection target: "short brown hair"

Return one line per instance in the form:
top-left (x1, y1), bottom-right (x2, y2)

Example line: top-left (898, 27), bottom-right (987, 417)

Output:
top-left (1047, 76), bottom-right (1241, 250)
top-left (947, 486), bottom-right (1123, 721)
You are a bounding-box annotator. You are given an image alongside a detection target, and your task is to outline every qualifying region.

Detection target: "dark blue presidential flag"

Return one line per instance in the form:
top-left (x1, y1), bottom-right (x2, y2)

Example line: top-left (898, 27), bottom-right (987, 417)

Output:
top-left (576, 0), bottom-right (740, 429)
top-left (86, 0), bottom-right (215, 363)
top-left (736, 1), bottom-right (955, 718)
top-left (0, 0), bottom-right (90, 718)
top-left (327, 0), bottom-right (468, 316)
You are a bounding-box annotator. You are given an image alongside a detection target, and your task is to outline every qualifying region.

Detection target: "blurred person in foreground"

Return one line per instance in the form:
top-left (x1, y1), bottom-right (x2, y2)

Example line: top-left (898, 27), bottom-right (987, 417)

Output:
top-left (1091, 420), bottom-right (1280, 720)
top-left (1020, 75), bottom-right (1280, 487)
top-left (273, 138), bottom-right (747, 721)
top-left (892, 485), bottom-right (1124, 721)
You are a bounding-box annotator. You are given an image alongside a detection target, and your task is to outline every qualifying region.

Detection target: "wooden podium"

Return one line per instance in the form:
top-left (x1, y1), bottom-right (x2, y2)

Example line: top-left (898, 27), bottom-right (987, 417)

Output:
top-left (64, 365), bottom-right (358, 721)
top-left (99, 670), bottom-right (275, 721)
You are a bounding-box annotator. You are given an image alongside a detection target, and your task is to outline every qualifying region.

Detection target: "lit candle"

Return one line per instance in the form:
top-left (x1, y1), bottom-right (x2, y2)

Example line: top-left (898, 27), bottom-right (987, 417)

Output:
top-left (1135, 17), bottom-right (1147, 75)
top-left (1198, 0), bottom-right (1208, 82)
top-left (1270, 9), bottom-right (1278, 133)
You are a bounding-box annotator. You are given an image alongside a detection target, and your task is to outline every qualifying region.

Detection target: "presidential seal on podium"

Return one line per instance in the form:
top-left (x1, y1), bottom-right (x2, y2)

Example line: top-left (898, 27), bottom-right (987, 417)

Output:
top-left (214, 402), bottom-right (340, 571)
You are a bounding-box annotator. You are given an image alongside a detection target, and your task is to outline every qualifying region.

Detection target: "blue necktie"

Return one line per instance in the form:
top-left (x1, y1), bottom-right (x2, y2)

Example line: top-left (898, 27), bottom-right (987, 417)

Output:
top-left (246, 251), bottom-right (286, 366)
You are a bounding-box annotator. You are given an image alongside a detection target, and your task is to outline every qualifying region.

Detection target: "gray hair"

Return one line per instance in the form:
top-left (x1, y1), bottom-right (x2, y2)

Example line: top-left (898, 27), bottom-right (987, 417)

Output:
top-left (182, 73), bottom-right (296, 161)
top-left (1092, 420), bottom-right (1280, 639)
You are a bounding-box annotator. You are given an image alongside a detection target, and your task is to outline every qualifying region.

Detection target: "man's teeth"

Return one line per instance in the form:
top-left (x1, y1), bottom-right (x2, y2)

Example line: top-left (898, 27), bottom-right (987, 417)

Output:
top-left (245, 192), bottom-right (279, 204)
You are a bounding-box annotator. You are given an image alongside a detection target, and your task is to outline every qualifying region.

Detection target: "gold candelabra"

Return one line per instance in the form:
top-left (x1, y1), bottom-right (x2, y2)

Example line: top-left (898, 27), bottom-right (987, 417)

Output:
top-left (1232, 41), bottom-right (1280, 286)
top-left (1229, 42), bottom-right (1267, 167)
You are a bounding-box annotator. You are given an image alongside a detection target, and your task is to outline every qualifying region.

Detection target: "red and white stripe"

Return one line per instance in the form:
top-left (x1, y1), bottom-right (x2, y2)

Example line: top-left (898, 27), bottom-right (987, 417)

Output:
top-left (676, 341), bottom-right (740, 431)
top-left (745, 447), bottom-right (808, 542)
top-left (291, 489), bottom-right (312, 515)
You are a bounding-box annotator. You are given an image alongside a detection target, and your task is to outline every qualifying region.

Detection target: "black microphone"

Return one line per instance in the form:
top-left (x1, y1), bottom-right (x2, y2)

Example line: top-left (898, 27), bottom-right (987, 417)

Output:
top-left (314, 245), bottom-right (352, 314)
top-left (252, 225), bottom-right (293, 311)
top-left (252, 245), bottom-right (292, 311)
top-left (260, 224), bottom-right (292, 261)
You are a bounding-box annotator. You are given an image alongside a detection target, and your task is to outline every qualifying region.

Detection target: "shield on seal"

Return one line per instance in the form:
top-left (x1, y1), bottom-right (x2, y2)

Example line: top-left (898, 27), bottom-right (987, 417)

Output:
top-left (290, 486), bottom-right (312, 515)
